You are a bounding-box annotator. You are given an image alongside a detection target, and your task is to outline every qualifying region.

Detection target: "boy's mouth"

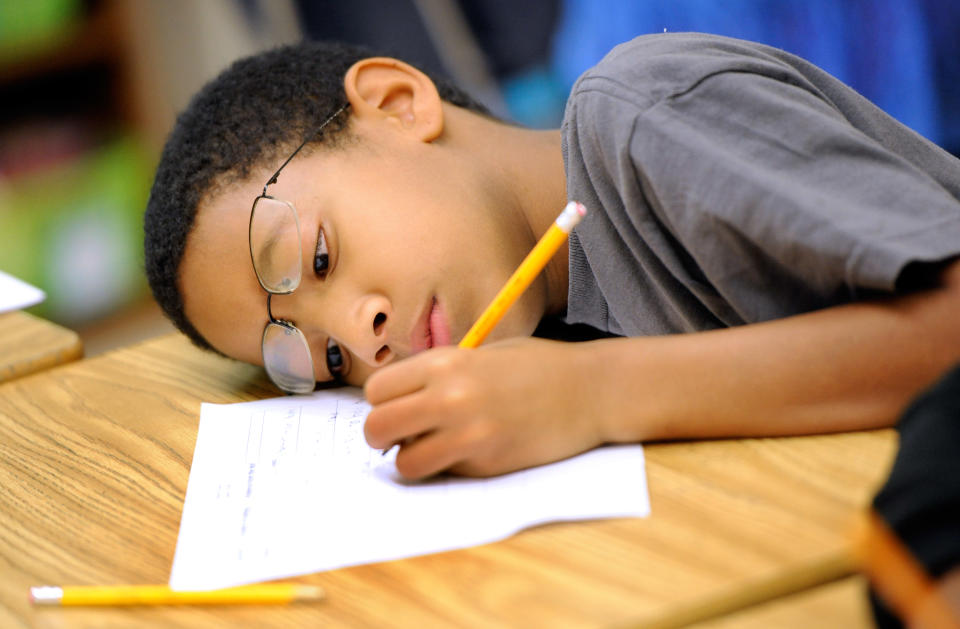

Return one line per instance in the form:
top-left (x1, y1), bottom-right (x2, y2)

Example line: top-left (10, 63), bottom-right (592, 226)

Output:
top-left (428, 298), bottom-right (452, 348)
top-left (411, 297), bottom-right (452, 354)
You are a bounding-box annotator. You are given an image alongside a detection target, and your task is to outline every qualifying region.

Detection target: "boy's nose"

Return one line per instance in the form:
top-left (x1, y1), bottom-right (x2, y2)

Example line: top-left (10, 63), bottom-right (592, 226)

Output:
top-left (345, 293), bottom-right (394, 368)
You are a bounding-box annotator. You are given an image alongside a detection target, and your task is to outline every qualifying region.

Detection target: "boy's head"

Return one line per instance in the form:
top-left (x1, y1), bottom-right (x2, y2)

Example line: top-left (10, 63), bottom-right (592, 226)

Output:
top-left (144, 40), bottom-right (563, 390)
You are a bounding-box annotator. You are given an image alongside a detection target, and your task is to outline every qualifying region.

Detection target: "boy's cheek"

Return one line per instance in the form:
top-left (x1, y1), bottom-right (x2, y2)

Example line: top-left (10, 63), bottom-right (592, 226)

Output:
top-left (345, 359), bottom-right (380, 387)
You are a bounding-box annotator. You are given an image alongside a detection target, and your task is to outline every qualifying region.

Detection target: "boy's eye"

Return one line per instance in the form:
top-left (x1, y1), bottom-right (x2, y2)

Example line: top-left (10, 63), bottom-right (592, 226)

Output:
top-left (314, 227), bottom-right (330, 278)
top-left (326, 338), bottom-right (344, 380)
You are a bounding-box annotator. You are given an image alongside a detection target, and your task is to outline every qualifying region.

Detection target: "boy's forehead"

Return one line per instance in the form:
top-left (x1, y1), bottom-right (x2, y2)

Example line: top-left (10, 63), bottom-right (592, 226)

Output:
top-left (192, 182), bottom-right (254, 251)
top-left (181, 181), bottom-right (266, 365)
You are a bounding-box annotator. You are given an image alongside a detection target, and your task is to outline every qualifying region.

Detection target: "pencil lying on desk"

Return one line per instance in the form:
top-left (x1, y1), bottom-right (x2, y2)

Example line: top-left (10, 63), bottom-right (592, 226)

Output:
top-left (29, 583), bottom-right (324, 606)
top-left (459, 200), bottom-right (587, 348)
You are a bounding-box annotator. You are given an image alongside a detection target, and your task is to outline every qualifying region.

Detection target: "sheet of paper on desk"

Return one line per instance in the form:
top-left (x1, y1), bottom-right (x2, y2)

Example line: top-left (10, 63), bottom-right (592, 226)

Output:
top-left (169, 388), bottom-right (649, 591)
top-left (0, 270), bottom-right (45, 313)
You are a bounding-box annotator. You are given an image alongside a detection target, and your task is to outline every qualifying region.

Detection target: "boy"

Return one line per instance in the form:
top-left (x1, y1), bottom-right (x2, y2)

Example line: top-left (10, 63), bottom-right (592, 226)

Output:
top-left (144, 33), bottom-right (960, 481)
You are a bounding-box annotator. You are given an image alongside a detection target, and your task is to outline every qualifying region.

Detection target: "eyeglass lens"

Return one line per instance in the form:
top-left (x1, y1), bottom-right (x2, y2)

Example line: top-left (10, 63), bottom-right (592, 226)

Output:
top-left (250, 196), bottom-right (302, 294)
top-left (262, 321), bottom-right (315, 394)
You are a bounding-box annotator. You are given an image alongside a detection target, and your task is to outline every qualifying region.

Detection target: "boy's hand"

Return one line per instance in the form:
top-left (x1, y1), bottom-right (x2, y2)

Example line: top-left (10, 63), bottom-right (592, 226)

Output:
top-left (363, 338), bottom-right (604, 479)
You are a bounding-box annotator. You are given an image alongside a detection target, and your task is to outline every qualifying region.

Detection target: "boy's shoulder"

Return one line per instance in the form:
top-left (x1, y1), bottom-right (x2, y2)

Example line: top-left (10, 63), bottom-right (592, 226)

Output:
top-left (573, 32), bottom-right (809, 107)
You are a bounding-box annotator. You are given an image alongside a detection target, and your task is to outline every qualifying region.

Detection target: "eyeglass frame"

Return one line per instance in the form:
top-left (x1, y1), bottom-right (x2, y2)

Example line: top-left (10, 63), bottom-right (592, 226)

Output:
top-left (248, 104), bottom-right (349, 393)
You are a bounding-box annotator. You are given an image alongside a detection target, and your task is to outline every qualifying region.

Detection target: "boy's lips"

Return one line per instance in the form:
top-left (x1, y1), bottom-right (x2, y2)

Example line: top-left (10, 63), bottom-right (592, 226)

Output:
top-left (410, 297), bottom-right (452, 354)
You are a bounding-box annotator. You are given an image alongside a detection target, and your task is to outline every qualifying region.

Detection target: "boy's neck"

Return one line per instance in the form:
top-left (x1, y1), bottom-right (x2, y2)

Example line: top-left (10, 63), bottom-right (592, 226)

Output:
top-left (447, 105), bottom-right (569, 315)
top-left (513, 126), bottom-right (570, 317)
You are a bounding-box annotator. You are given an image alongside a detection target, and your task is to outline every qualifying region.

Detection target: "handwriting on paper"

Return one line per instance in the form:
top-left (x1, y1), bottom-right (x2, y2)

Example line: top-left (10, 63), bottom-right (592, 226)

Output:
top-left (170, 388), bottom-right (649, 590)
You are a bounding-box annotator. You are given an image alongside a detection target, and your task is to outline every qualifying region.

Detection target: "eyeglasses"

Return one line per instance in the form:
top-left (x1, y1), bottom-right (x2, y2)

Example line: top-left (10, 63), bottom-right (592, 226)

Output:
top-left (249, 104), bottom-right (348, 394)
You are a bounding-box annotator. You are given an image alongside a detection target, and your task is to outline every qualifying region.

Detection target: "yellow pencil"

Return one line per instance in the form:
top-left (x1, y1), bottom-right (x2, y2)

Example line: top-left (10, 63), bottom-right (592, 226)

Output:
top-left (29, 583), bottom-right (324, 606)
top-left (459, 200), bottom-right (587, 348)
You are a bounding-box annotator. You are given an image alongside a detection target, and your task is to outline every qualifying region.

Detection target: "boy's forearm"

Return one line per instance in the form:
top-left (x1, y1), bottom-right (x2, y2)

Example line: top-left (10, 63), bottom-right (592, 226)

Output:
top-left (593, 260), bottom-right (960, 443)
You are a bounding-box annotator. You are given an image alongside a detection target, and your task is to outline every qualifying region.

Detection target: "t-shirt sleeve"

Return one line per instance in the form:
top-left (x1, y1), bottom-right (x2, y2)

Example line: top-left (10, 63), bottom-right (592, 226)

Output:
top-left (597, 70), bottom-right (960, 319)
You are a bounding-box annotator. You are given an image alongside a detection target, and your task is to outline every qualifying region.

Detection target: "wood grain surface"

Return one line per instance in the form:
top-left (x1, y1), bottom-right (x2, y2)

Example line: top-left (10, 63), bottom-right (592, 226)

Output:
top-left (0, 333), bottom-right (898, 628)
top-left (689, 576), bottom-right (874, 629)
top-left (0, 311), bottom-right (83, 383)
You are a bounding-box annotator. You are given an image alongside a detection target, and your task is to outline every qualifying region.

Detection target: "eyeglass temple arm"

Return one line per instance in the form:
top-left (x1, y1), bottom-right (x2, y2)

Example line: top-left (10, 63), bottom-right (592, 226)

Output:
top-left (263, 135), bottom-right (309, 194)
top-left (262, 104), bottom-right (349, 196)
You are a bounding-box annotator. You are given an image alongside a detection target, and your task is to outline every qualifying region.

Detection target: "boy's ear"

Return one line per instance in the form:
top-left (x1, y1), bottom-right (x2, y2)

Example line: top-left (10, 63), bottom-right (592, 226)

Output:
top-left (343, 57), bottom-right (443, 142)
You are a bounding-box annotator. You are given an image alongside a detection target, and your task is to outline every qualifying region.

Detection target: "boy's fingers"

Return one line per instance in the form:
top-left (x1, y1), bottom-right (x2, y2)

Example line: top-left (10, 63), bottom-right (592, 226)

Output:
top-left (365, 347), bottom-right (467, 405)
top-left (364, 389), bottom-right (438, 449)
top-left (393, 431), bottom-right (464, 480)
top-left (363, 352), bottom-right (434, 405)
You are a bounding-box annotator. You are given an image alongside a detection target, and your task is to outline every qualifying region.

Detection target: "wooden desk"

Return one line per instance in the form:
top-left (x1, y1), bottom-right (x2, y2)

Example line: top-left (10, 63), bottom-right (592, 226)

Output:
top-left (690, 576), bottom-right (874, 629)
top-left (0, 333), bottom-right (897, 628)
top-left (0, 310), bottom-right (83, 383)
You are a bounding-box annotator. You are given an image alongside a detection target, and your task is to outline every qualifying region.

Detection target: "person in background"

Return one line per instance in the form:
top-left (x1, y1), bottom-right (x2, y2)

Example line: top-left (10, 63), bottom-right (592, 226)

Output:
top-left (871, 363), bottom-right (960, 628)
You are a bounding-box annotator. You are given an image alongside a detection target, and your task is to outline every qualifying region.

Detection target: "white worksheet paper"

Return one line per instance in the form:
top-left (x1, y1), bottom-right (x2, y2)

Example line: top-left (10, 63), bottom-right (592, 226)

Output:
top-left (169, 388), bottom-right (649, 591)
top-left (0, 270), bottom-right (45, 313)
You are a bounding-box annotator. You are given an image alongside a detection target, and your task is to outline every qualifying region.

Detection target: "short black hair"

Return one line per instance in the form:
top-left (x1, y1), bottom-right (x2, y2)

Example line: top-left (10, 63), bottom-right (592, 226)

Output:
top-left (144, 39), bottom-right (490, 352)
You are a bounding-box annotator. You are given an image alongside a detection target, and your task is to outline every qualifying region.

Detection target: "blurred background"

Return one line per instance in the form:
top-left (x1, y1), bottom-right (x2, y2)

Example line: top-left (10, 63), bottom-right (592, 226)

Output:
top-left (1, 0), bottom-right (958, 355)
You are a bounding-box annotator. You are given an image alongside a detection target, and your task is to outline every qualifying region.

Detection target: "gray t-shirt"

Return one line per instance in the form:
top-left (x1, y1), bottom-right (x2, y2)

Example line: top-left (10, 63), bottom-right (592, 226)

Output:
top-left (562, 33), bottom-right (960, 336)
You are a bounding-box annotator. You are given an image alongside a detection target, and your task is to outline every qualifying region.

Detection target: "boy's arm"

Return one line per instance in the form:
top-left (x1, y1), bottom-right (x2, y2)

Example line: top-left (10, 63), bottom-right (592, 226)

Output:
top-left (365, 259), bottom-right (960, 479)
top-left (596, 257), bottom-right (960, 443)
